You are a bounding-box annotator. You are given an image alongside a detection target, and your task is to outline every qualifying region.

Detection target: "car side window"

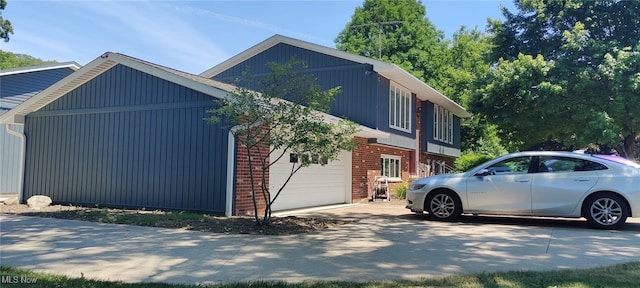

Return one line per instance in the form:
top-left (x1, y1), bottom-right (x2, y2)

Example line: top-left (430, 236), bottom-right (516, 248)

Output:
top-left (487, 156), bottom-right (532, 175)
top-left (576, 159), bottom-right (608, 171)
top-left (538, 156), bottom-right (608, 173)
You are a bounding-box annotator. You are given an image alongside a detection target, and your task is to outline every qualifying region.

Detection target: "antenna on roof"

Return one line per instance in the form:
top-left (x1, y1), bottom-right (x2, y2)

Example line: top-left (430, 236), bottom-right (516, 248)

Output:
top-left (350, 20), bottom-right (404, 59)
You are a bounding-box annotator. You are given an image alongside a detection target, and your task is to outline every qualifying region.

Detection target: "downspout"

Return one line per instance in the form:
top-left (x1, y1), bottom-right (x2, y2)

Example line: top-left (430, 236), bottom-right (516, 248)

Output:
top-left (225, 129), bottom-right (236, 216)
top-left (5, 123), bottom-right (26, 203)
top-left (225, 123), bottom-right (261, 216)
top-left (225, 125), bottom-right (243, 217)
top-left (415, 130), bottom-right (420, 178)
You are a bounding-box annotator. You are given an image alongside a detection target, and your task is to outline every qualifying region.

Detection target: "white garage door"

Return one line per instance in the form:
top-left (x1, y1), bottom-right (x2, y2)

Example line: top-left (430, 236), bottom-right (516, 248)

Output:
top-left (269, 149), bottom-right (351, 211)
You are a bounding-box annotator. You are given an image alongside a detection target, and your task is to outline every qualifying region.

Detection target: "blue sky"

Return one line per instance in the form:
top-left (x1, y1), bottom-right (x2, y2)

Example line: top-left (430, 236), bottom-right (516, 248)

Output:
top-left (2, 0), bottom-right (516, 74)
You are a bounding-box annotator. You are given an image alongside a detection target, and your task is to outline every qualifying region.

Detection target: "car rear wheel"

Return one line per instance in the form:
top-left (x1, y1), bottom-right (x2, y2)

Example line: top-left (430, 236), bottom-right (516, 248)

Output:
top-left (585, 193), bottom-right (628, 229)
top-left (425, 190), bottom-right (461, 221)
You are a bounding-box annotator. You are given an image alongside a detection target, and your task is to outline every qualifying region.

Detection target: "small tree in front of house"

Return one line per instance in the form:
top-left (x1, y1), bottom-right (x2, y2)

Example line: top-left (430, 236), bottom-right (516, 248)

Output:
top-left (206, 59), bottom-right (358, 226)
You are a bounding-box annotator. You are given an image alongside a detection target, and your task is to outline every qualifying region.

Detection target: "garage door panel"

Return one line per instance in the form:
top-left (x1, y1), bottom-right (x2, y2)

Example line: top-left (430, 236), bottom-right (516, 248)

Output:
top-left (270, 150), bottom-right (349, 211)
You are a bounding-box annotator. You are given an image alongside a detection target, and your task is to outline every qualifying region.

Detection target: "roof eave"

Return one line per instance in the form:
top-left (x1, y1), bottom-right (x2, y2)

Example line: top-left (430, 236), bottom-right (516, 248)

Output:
top-left (0, 53), bottom-right (233, 124)
top-left (0, 61), bottom-right (81, 76)
top-left (375, 65), bottom-right (471, 118)
top-left (199, 34), bottom-right (471, 118)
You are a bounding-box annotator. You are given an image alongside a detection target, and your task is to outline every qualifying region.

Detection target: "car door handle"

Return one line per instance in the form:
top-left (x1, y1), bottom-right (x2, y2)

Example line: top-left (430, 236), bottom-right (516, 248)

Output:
top-left (515, 178), bottom-right (530, 183)
top-left (574, 177), bottom-right (591, 182)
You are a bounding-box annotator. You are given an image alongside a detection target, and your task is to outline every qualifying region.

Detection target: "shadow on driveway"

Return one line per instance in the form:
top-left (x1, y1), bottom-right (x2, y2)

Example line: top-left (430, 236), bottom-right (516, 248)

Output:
top-left (2, 202), bottom-right (639, 285)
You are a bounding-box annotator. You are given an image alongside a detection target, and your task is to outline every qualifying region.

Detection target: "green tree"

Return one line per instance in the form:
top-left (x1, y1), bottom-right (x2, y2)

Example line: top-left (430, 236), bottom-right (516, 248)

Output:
top-left (0, 50), bottom-right (56, 69)
top-left (441, 27), bottom-right (491, 107)
top-left (205, 60), bottom-right (358, 226)
top-left (476, 0), bottom-right (640, 159)
top-left (442, 27), bottom-right (508, 155)
top-left (1, 0), bottom-right (14, 42)
top-left (334, 0), bottom-right (448, 87)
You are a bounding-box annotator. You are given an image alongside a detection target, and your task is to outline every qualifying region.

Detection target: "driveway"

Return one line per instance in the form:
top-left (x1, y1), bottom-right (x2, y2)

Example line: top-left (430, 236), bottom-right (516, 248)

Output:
top-left (1, 201), bottom-right (640, 284)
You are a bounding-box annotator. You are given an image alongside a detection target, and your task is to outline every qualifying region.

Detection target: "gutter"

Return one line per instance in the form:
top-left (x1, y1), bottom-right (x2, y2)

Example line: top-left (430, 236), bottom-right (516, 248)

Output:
top-left (4, 123), bottom-right (26, 203)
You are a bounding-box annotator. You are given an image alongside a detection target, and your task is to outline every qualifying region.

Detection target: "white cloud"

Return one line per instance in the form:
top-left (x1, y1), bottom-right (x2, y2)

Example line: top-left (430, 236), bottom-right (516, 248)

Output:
top-left (166, 3), bottom-right (327, 47)
top-left (69, 0), bottom-right (230, 73)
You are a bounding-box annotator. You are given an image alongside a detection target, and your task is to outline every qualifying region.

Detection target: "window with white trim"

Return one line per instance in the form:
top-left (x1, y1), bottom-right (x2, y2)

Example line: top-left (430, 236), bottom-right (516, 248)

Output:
top-left (433, 104), bottom-right (454, 144)
top-left (381, 155), bottom-right (401, 178)
top-left (389, 83), bottom-right (411, 132)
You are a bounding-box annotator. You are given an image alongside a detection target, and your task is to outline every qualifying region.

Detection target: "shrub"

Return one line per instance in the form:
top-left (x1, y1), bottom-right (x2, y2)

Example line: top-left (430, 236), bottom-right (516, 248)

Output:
top-left (394, 182), bottom-right (408, 199)
top-left (454, 153), bottom-right (494, 172)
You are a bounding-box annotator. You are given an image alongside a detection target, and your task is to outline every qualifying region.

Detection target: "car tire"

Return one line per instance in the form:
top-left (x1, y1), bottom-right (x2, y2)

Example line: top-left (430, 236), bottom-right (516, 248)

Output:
top-left (584, 193), bottom-right (628, 229)
top-left (425, 190), bottom-right (462, 221)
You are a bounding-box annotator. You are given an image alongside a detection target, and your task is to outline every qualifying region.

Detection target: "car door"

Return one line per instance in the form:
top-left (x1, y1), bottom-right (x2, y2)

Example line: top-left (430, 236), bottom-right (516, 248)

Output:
top-left (531, 156), bottom-right (602, 216)
top-left (466, 156), bottom-right (533, 215)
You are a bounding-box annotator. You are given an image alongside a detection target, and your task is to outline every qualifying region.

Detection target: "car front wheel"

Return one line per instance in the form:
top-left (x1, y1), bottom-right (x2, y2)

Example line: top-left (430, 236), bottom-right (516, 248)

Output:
top-left (585, 193), bottom-right (628, 229)
top-left (425, 190), bottom-right (462, 221)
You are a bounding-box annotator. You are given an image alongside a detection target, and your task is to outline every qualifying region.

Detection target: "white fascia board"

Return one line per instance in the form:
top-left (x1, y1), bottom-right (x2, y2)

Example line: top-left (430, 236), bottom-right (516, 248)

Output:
top-left (200, 34), bottom-right (392, 79)
top-left (0, 62), bottom-right (81, 76)
top-left (107, 53), bottom-right (233, 100)
top-left (0, 52), bottom-right (237, 124)
top-left (427, 142), bottom-right (461, 158)
top-left (0, 57), bottom-right (117, 124)
top-left (319, 111), bottom-right (389, 139)
top-left (199, 34), bottom-right (471, 118)
top-left (376, 65), bottom-right (471, 118)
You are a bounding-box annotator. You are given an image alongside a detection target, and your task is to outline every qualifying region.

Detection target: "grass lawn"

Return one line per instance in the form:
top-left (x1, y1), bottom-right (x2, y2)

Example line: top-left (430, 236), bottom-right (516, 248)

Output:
top-left (2, 262), bottom-right (639, 288)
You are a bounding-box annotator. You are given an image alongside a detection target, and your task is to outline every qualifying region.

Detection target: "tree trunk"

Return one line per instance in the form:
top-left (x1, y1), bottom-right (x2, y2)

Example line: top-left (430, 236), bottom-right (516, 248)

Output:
top-left (620, 133), bottom-right (640, 161)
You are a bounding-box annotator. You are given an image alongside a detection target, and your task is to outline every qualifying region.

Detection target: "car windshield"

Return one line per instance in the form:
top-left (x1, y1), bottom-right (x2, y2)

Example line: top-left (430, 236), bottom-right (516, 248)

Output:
top-left (593, 154), bottom-right (640, 169)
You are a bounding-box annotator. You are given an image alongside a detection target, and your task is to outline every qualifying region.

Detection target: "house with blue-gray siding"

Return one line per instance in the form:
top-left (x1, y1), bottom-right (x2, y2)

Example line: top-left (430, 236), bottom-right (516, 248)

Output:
top-left (0, 53), bottom-right (236, 213)
top-left (0, 51), bottom-right (385, 215)
top-left (1, 62), bottom-right (80, 196)
top-left (200, 35), bottom-right (471, 202)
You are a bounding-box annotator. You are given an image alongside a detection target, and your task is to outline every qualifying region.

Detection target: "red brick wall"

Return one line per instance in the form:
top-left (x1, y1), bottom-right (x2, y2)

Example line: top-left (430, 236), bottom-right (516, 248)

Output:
top-left (351, 137), bottom-right (412, 202)
top-left (233, 138), bottom-right (269, 216)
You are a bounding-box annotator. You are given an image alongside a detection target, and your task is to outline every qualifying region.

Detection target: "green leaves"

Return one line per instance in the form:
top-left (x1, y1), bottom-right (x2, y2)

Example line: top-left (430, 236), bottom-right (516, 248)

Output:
top-left (0, 50), bottom-right (57, 69)
top-left (476, 0), bottom-right (640, 159)
top-left (0, 0), bottom-right (14, 42)
top-left (204, 59), bottom-right (358, 224)
top-left (335, 0), bottom-right (448, 86)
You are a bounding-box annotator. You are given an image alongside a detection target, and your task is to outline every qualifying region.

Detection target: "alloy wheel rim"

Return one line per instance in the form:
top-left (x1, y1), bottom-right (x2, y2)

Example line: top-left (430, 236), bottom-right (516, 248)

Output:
top-left (431, 194), bottom-right (455, 218)
top-left (590, 198), bottom-right (623, 226)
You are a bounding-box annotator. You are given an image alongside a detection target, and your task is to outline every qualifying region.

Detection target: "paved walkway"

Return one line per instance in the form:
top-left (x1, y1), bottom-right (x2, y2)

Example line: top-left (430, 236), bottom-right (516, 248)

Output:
top-left (1, 202), bottom-right (640, 284)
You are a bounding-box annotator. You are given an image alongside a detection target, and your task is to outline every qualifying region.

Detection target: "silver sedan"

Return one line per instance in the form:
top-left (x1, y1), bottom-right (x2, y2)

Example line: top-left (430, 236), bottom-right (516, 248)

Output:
top-left (406, 151), bottom-right (640, 229)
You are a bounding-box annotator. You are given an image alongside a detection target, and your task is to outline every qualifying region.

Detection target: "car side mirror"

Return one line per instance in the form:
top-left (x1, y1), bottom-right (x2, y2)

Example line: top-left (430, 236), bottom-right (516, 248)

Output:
top-left (474, 169), bottom-right (492, 177)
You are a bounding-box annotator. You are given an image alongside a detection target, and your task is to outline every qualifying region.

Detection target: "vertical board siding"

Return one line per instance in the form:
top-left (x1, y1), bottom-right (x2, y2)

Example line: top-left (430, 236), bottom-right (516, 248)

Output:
top-left (1, 68), bottom-right (75, 99)
top-left (420, 101), bottom-right (460, 151)
top-left (41, 65), bottom-right (211, 112)
top-left (23, 65), bottom-right (228, 213)
top-left (212, 44), bottom-right (380, 129)
top-left (2, 68), bottom-right (77, 194)
top-left (0, 124), bottom-right (24, 193)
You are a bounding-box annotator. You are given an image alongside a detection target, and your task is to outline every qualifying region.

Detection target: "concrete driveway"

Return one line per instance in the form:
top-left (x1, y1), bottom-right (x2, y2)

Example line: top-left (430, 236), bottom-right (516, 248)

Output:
top-left (1, 201), bottom-right (639, 284)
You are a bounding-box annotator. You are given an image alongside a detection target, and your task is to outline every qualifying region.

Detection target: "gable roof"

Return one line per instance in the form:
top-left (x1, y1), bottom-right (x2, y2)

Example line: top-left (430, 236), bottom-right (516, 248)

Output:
top-left (0, 52), bottom-right (235, 124)
top-left (0, 52), bottom-right (388, 139)
top-left (200, 34), bottom-right (471, 118)
top-left (1, 62), bottom-right (81, 114)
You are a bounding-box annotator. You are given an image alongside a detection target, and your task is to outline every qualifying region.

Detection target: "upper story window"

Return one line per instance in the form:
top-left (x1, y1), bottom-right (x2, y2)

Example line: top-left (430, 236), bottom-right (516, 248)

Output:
top-left (434, 104), bottom-right (453, 144)
top-left (389, 83), bottom-right (411, 132)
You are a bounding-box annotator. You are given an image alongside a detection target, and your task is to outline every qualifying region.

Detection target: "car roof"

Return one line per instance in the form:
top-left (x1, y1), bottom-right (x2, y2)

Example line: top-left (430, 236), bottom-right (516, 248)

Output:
top-left (501, 151), bottom-right (639, 168)
top-left (506, 151), bottom-right (585, 157)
